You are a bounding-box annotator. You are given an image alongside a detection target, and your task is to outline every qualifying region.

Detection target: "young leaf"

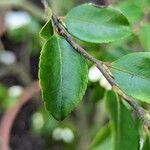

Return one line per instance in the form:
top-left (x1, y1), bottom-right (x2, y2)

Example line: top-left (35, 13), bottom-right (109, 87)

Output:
top-left (39, 20), bottom-right (53, 40)
top-left (105, 91), bottom-right (140, 150)
top-left (90, 123), bottom-right (112, 150)
top-left (110, 52), bottom-right (150, 103)
top-left (138, 24), bottom-right (150, 51)
top-left (64, 3), bottom-right (131, 43)
top-left (39, 35), bottom-right (88, 120)
top-left (39, 7), bottom-right (53, 40)
top-left (142, 136), bottom-right (150, 150)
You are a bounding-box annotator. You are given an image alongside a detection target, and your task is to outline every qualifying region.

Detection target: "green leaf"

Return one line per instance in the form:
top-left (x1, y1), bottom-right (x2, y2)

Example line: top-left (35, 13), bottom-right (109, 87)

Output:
top-left (91, 136), bottom-right (112, 150)
top-left (138, 24), bottom-right (150, 51)
top-left (102, 46), bottom-right (130, 62)
top-left (142, 136), bottom-right (150, 150)
top-left (0, 84), bottom-right (7, 101)
top-left (46, 7), bottom-right (52, 20)
top-left (105, 91), bottom-right (140, 150)
top-left (39, 20), bottom-right (53, 40)
top-left (117, 1), bottom-right (143, 24)
top-left (39, 35), bottom-right (88, 120)
top-left (110, 52), bottom-right (150, 102)
top-left (91, 82), bottom-right (105, 103)
top-left (64, 3), bottom-right (132, 43)
top-left (90, 123), bottom-right (112, 150)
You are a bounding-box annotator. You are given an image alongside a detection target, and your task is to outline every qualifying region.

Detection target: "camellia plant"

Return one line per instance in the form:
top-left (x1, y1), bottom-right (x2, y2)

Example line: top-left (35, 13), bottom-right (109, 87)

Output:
top-left (39, 2), bottom-right (150, 150)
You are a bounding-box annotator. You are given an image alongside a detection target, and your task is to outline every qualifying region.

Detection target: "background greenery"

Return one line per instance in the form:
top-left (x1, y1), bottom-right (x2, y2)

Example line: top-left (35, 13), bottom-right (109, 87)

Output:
top-left (0, 0), bottom-right (150, 150)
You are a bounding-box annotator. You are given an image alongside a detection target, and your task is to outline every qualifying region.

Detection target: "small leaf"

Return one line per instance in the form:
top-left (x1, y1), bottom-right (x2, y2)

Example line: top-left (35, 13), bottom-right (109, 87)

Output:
top-left (39, 20), bottom-right (53, 40)
top-left (142, 135), bottom-right (150, 150)
top-left (64, 3), bottom-right (132, 43)
top-left (110, 52), bottom-right (150, 102)
top-left (138, 24), bottom-right (150, 51)
top-left (90, 123), bottom-right (112, 150)
top-left (105, 91), bottom-right (140, 150)
top-left (39, 35), bottom-right (88, 120)
top-left (39, 7), bottom-right (53, 40)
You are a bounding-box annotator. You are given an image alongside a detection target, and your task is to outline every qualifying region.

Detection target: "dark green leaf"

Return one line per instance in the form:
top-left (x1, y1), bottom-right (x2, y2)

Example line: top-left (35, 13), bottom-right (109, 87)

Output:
top-left (91, 82), bottom-right (105, 103)
top-left (110, 52), bottom-right (150, 102)
top-left (142, 135), bottom-right (150, 150)
top-left (39, 20), bottom-right (53, 40)
top-left (0, 84), bottom-right (7, 101)
top-left (64, 3), bottom-right (131, 43)
top-left (39, 35), bottom-right (88, 120)
top-left (105, 91), bottom-right (140, 150)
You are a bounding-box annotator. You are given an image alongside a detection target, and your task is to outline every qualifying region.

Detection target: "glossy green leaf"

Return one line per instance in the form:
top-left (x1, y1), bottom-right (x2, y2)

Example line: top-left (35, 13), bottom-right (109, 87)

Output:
top-left (90, 123), bottom-right (112, 150)
top-left (138, 24), bottom-right (150, 51)
top-left (105, 91), bottom-right (140, 150)
top-left (39, 35), bottom-right (88, 120)
top-left (142, 136), bottom-right (150, 150)
top-left (110, 52), bottom-right (150, 102)
top-left (39, 20), bottom-right (53, 40)
top-left (64, 3), bottom-right (132, 43)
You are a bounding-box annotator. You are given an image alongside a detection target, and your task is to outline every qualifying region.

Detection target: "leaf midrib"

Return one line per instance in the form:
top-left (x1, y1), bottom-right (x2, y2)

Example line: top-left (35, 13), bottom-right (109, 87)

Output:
top-left (56, 37), bottom-right (63, 118)
top-left (65, 16), bottom-right (129, 28)
top-left (109, 65), bottom-right (150, 81)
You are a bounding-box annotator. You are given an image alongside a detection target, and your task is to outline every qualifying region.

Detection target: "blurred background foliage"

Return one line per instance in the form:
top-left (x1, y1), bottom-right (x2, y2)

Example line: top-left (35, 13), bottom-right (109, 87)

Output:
top-left (0, 0), bottom-right (150, 150)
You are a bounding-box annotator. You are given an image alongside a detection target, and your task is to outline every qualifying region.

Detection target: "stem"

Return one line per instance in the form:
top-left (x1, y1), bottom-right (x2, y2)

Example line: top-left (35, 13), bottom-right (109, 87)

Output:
top-left (51, 14), bottom-right (150, 130)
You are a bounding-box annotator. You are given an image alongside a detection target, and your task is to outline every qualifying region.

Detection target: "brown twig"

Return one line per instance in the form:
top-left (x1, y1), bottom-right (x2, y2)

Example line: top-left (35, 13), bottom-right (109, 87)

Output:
top-left (51, 14), bottom-right (150, 129)
top-left (0, 81), bottom-right (40, 150)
